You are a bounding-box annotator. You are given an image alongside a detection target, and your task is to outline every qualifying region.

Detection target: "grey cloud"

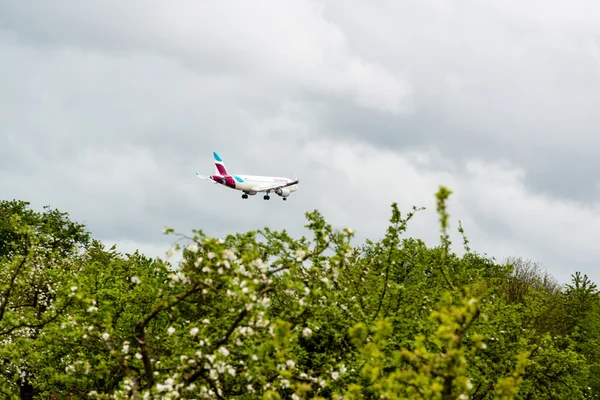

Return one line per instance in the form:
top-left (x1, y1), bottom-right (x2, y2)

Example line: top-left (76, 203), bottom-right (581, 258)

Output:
top-left (1, 1), bottom-right (413, 115)
top-left (2, 0), bottom-right (600, 285)
top-left (0, 33), bottom-right (318, 247)
top-left (319, 1), bottom-right (600, 202)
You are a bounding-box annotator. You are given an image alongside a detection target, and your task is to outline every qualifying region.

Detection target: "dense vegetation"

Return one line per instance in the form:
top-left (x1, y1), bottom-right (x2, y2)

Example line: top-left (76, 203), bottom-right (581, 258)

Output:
top-left (0, 187), bottom-right (598, 399)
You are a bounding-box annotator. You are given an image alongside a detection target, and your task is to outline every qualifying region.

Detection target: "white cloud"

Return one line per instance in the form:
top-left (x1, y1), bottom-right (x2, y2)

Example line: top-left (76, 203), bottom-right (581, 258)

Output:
top-left (300, 139), bottom-right (600, 284)
top-left (1, 0), bottom-right (599, 287)
top-left (485, 0), bottom-right (600, 27)
top-left (463, 160), bottom-right (600, 265)
top-left (0, 0), bottom-right (412, 115)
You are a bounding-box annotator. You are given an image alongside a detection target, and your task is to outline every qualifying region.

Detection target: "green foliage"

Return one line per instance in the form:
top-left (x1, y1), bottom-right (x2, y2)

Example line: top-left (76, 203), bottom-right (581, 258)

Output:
top-left (0, 200), bottom-right (90, 258)
top-left (1, 187), bottom-right (599, 399)
top-left (0, 200), bottom-right (91, 398)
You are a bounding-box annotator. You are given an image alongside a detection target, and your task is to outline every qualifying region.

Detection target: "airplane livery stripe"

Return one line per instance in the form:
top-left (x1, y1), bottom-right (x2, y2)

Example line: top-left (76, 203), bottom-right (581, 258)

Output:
top-left (216, 164), bottom-right (227, 175)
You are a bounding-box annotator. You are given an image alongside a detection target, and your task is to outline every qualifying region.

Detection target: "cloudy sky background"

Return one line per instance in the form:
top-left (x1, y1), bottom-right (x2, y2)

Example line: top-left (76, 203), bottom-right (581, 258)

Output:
top-left (2, 0), bottom-right (599, 285)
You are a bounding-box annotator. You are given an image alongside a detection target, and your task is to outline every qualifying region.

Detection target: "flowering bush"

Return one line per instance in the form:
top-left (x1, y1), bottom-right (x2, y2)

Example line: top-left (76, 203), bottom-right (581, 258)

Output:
top-left (0, 189), bottom-right (597, 399)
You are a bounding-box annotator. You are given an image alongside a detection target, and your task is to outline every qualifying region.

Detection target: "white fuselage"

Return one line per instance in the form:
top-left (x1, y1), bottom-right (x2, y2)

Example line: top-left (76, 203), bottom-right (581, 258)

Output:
top-left (210, 173), bottom-right (298, 194)
top-left (238, 175), bottom-right (297, 193)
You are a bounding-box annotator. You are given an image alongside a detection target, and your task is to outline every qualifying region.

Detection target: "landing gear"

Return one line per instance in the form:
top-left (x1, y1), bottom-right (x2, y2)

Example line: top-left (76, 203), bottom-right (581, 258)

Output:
top-left (242, 194), bottom-right (248, 199)
top-left (263, 195), bottom-right (270, 200)
top-left (283, 197), bottom-right (287, 201)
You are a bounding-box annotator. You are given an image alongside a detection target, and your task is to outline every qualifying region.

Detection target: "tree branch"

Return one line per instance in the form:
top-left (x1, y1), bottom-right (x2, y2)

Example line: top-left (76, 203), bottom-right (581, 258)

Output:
top-left (134, 283), bottom-right (201, 390)
top-left (0, 256), bottom-right (28, 322)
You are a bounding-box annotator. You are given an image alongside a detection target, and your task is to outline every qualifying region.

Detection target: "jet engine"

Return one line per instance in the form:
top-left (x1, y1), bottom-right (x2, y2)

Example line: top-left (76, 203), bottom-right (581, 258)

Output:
top-left (276, 188), bottom-right (291, 197)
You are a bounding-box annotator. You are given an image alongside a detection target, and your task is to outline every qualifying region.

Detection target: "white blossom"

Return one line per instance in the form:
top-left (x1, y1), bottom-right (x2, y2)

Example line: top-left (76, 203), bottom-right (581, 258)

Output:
top-left (295, 249), bottom-right (306, 261)
top-left (224, 249), bottom-right (237, 260)
top-left (190, 327), bottom-right (199, 336)
top-left (156, 384), bottom-right (168, 392)
top-left (252, 258), bottom-right (267, 272)
top-left (219, 347), bottom-right (230, 356)
top-left (168, 327), bottom-right (175, 336)
top-left (169, 271), bottom-right (189, 283)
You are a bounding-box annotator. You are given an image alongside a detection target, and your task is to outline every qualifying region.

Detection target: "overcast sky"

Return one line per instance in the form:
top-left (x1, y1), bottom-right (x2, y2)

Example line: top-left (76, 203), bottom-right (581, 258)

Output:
top-left (2, 0), bottom-right (599, 285)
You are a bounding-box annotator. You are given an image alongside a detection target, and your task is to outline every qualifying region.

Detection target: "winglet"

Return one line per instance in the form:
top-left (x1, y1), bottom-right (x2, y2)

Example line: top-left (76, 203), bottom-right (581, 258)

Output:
top-left (213, 151), bottom-right (223, 162)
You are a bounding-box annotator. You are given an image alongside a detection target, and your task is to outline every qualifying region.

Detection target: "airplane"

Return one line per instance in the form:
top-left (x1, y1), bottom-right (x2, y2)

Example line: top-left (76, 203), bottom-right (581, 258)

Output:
top-left (195, 152), bottom-right (299, 201)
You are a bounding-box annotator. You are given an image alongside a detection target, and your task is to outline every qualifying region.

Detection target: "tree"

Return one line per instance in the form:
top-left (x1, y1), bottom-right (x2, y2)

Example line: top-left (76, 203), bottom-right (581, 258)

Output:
top-left (2, 188), bottom-right (599, 399)
top-left (0, 200), bottom-right (90, 398)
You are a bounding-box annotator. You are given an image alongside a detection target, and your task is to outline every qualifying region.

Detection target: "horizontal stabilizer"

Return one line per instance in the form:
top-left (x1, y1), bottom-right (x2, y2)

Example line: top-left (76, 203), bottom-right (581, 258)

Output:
top-left (195, 170), bottom-right (211, 180)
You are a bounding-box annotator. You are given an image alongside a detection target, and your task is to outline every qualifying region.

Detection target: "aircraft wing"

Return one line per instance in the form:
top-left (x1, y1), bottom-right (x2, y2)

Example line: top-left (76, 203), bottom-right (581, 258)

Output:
top-left (251, 179), bottom-right (299, 192)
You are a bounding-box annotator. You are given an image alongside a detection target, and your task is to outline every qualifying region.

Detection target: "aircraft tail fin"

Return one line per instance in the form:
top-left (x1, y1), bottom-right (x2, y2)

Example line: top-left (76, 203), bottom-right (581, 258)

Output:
top-left (213, 151), bottom-right (228, 176)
